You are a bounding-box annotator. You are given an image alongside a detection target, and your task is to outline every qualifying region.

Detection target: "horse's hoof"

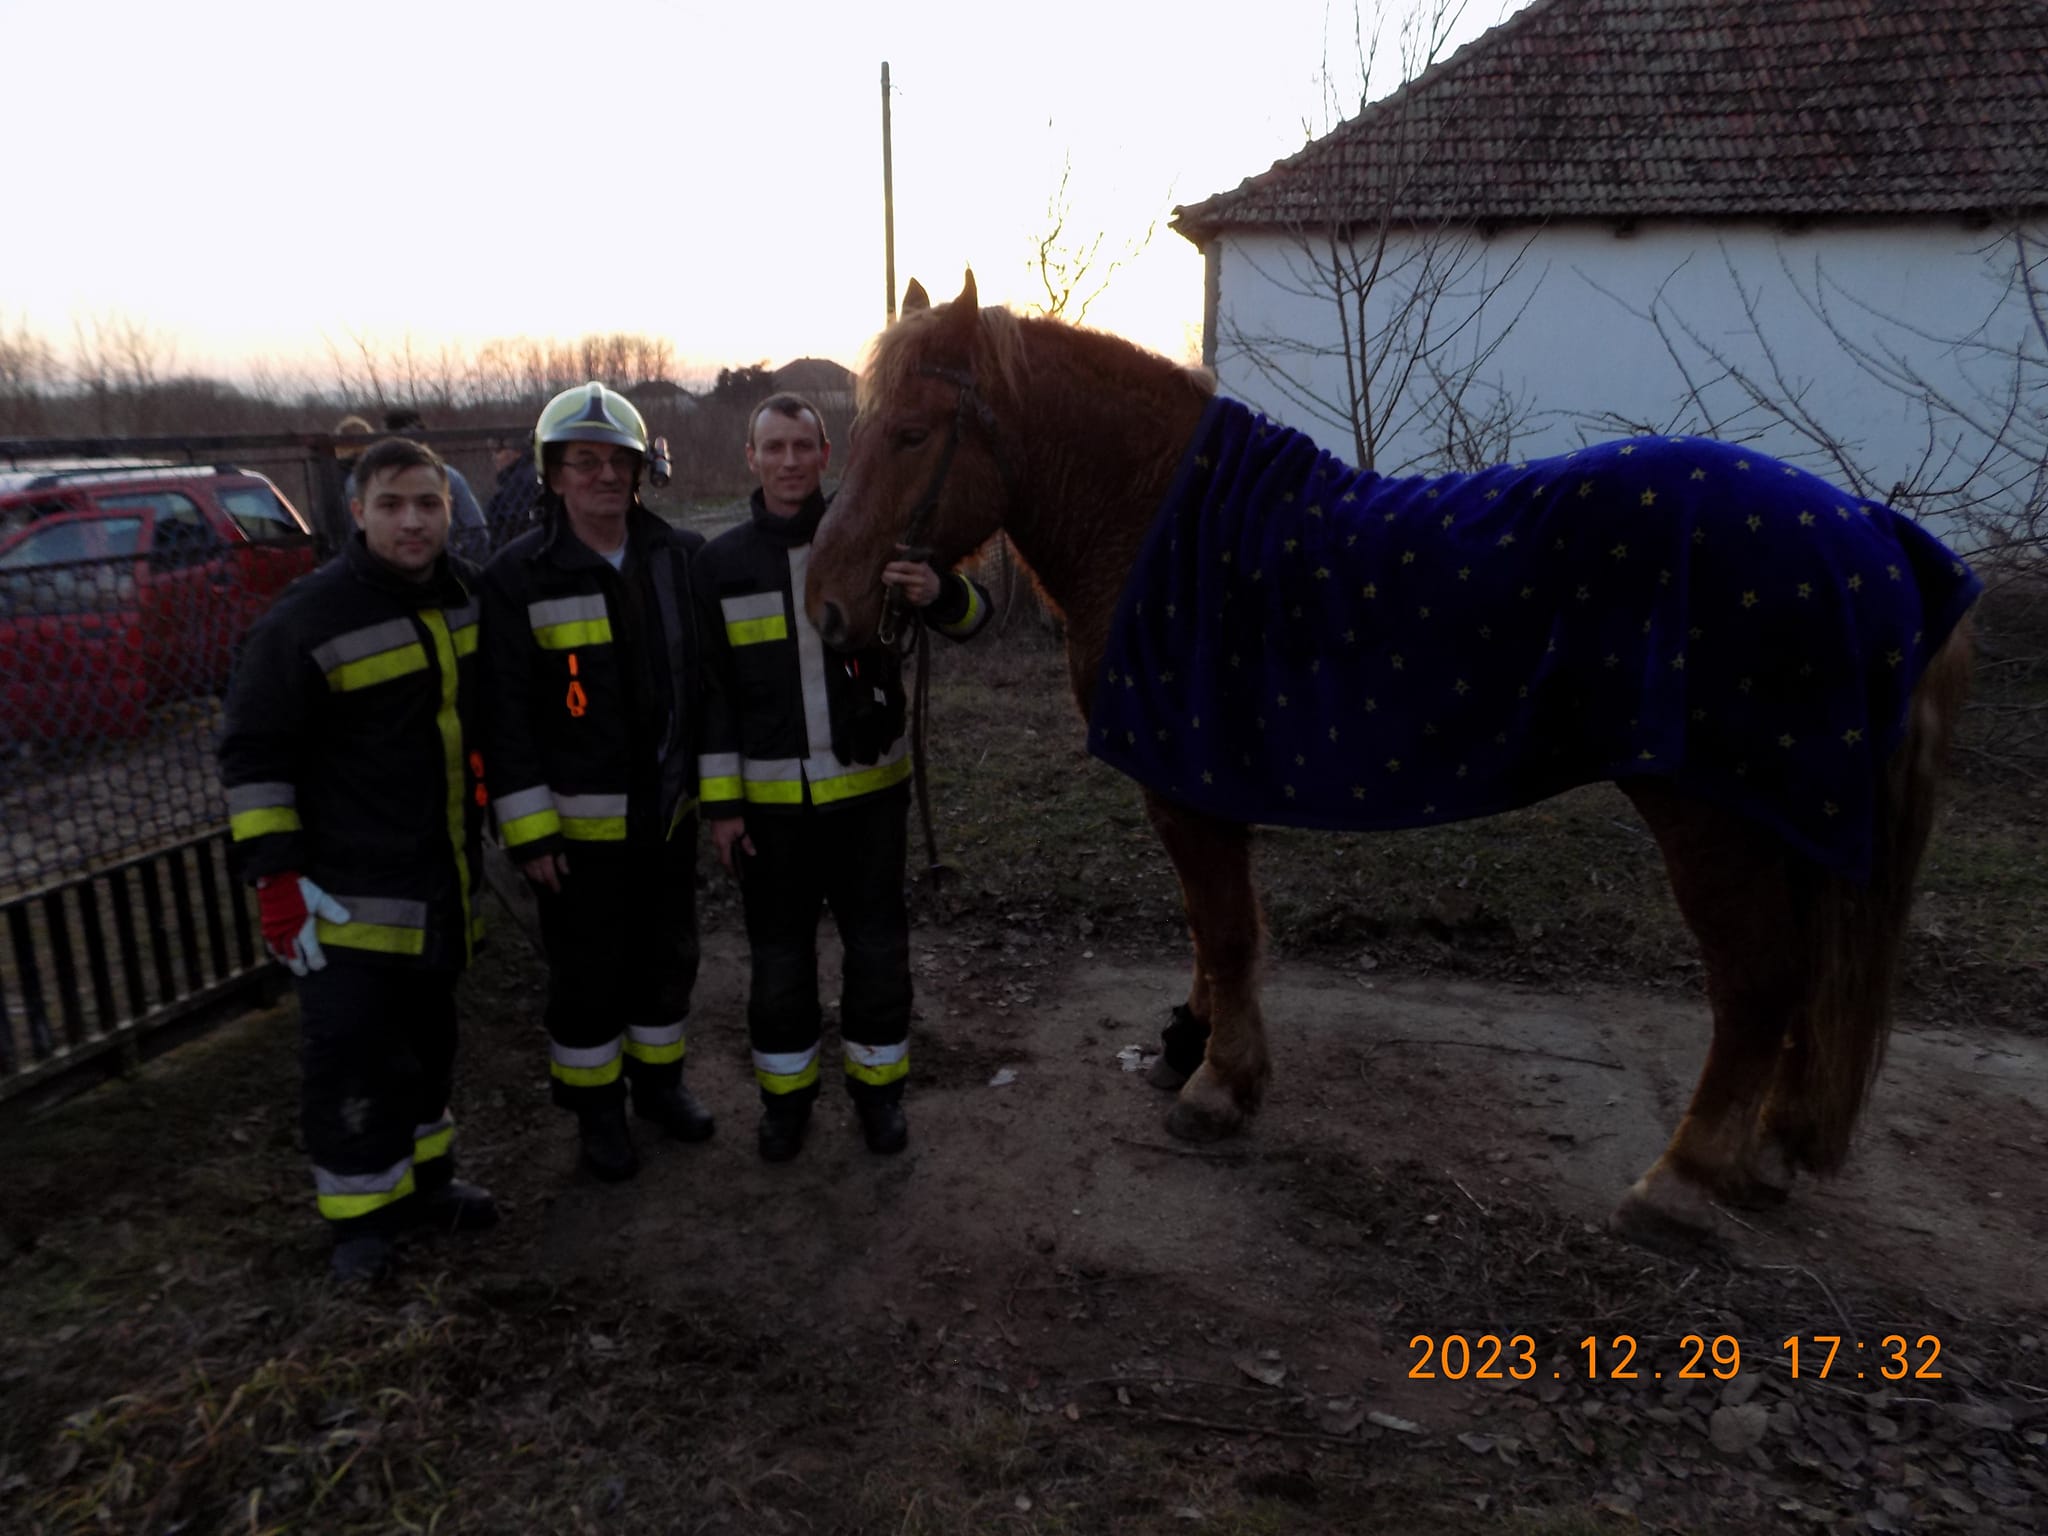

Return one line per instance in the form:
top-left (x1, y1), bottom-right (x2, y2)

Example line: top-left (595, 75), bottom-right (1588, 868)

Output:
top-left (1163, 1062), bottom-right (1251, 1142)
top-left (1144, 1055), bottom-right (1190, 1092)
top-left (1164, 1098), bottom-right (1242, 1142)
top-left (1722, 1173), bottom-right (1794, 1210)
top-left (1610, 1173), bottom-right (1723, 1254)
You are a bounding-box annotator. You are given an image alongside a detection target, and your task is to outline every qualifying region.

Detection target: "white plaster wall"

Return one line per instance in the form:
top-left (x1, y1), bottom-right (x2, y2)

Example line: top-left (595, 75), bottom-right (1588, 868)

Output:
top-left (1205, 219), bottom-right (2043, 517)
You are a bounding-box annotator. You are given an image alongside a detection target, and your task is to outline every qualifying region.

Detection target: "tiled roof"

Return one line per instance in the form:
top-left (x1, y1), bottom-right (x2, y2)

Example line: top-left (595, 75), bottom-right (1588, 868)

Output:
top-left (1175, 0), bottom-right (2048, 236)
top-left (774, 357), bottom-right (856, 391)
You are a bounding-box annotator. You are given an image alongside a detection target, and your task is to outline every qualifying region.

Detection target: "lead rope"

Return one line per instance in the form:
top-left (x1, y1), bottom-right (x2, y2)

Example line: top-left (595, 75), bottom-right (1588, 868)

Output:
top-left (882, 365), bottom-right (1012, 887)
top-left (908, 616), bottom-right (944, 886)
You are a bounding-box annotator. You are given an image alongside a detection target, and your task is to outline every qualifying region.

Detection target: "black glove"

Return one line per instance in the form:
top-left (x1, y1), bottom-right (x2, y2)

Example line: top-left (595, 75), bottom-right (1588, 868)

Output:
top-left (828, 652), bottom-right (905, 766)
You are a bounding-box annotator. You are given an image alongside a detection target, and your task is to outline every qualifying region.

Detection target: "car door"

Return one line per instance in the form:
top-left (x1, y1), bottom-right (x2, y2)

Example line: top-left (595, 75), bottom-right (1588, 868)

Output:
top-left (96, 491), bottom-right (238, 696)
top-left (0, 512), bottom-right (151, 740)
top-left (211, 477), bottom-right (318, 655)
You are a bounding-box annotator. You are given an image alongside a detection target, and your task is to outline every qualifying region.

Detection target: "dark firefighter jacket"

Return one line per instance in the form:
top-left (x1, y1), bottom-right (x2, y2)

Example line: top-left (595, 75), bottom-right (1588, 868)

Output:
top-left (219, 535), bottom-right (485, 970)
top-left (478, 500), bottom-right (704, 862)
top-left (692, 488), bottom-right (990, 819)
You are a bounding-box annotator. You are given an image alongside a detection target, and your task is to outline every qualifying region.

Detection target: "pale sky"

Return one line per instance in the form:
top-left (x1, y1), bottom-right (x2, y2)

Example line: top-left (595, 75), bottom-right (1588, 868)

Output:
top-left (1, 0), bottom-right (1519, 386)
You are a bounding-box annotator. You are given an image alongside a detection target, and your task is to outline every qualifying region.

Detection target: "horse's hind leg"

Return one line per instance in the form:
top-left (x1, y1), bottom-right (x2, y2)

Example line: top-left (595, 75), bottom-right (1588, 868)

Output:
top-left (1141, 790), bottom-right (1269, 1141)
top-left (1611, 781), bottom-right (1808, 1242)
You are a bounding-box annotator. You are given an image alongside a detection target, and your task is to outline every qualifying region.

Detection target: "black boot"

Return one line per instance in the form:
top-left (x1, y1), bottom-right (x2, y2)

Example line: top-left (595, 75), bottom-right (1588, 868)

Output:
top-left (634, 1079), bottom-right (715, 1143)
top-left (578, 1103), bottom-right (640, 1182)
top-left (330, 1229), bottom-right (395, 1285)
top-left (757, 1101), bottom-right (811, 1163)
top-left (856, 1097), bottom-right (909, 1155)
top-left (416, 1178), bottom-right (500, 1234)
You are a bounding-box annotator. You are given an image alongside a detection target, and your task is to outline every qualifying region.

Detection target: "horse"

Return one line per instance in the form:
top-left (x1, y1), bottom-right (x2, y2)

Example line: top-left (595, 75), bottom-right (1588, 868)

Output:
top-left (805, 271), bottom-right (1979, 1243)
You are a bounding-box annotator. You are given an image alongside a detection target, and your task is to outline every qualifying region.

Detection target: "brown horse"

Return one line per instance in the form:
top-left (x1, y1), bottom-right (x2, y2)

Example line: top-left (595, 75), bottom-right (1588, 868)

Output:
top-left (806, 271), bottom-right (1976, 1243)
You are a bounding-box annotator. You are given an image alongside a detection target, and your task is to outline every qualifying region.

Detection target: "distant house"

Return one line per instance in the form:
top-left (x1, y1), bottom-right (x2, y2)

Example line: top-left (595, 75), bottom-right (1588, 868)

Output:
top-left (1173, 0), bottom-right (2048, 517)
top-left (772, 357), bottom-right (856, 417)
top-left (624, 379), bottom-right (699, 414)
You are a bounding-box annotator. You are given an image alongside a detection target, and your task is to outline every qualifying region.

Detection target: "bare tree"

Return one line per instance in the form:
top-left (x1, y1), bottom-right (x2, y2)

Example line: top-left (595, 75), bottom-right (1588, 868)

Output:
top-left (322, 327), bottom-right (391, 418)
top-left (1026, 148), bottom-right (1165, 326)
top-left (0, 313), bottom-right (58, 434)
top-left (70, 312), bottom-right (180, 434)
top-left (1214, 0), bottom-right (1543, 473)
top-left (1579, 229), bottom-right (2046, 575)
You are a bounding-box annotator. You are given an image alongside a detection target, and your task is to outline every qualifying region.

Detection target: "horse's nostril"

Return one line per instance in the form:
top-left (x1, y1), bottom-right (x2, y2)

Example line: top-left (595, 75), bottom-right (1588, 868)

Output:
top-left (820, 601), bottom-right (847, 649)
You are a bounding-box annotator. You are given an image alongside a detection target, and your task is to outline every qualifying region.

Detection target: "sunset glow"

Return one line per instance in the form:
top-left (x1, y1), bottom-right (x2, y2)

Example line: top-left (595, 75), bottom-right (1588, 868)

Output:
top-left (2, 0), bottom-right (1519, 384)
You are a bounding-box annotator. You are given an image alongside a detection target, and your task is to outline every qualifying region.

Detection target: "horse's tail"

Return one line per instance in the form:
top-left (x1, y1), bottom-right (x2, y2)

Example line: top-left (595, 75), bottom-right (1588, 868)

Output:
top-left (1789, 616), bottom-right (1974, 1172)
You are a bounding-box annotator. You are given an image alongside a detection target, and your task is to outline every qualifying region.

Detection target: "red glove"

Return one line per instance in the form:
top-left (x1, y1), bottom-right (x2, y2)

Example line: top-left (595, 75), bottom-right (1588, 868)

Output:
top-left (255, 875), bottom-right (350, 976)
top-left (257, 875), bottom-right (308, 956)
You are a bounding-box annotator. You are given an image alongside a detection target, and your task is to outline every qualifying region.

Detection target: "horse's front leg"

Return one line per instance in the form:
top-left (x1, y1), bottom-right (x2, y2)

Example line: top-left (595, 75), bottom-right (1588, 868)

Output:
top-left (1141, 791), bottom-right (1268, 1141)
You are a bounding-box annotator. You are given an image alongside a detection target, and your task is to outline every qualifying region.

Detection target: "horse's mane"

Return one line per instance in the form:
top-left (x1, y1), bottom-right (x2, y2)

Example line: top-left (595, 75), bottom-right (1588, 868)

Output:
top-left (858, 303), bottom-right (1213, 417)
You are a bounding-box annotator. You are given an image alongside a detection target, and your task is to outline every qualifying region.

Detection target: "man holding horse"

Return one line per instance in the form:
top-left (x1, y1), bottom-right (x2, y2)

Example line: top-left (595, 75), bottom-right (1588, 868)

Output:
top-left (693, 391), bottom-right (990, 1161)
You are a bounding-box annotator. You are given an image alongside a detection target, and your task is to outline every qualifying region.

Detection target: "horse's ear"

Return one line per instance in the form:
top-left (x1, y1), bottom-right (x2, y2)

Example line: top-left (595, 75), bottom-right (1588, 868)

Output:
top-left (902, 278), bottom-right (930, 315)
top-left (935, 268), bottom-right (980, 358)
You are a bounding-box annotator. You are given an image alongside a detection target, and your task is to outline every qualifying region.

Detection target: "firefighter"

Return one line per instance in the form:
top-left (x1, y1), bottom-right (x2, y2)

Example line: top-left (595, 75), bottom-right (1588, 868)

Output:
top-left (479, 381), bottom-right (713, 1182)
top-left (695, 392), bottom-right (990, 1161)
top-left (220, 437), bottom-right (496, 1283)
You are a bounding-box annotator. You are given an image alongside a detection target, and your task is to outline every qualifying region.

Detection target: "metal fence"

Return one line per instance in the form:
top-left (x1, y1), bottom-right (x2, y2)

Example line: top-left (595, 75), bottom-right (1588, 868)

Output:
top-left (1, 830), bottom-right (281, 1110)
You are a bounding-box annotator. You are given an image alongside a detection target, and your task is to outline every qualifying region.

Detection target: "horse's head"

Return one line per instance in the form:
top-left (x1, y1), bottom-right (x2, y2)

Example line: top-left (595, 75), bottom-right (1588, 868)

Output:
top-left (808, 270), bottom-right (1014, 650)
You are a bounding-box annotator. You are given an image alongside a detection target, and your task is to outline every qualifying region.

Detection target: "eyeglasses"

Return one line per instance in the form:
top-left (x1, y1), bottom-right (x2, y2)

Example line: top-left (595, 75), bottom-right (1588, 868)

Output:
top-left (559, 449), bottom-right (640, 477)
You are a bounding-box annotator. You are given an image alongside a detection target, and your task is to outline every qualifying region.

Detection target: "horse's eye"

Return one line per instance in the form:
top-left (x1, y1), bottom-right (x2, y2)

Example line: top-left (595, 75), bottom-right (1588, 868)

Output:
top-left (895, 427), bottom-right (931, 450)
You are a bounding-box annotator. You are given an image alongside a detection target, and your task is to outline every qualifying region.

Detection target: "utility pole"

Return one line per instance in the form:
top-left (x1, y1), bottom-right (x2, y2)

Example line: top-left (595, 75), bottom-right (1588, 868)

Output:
top-left (881, 61), bottom-right (897, 324)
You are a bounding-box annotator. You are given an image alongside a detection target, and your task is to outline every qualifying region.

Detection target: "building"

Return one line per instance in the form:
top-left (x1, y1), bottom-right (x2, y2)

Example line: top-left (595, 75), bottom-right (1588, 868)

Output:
top-left (1173, 0), bottom-right (2048, 530)
top-left (772, 358), bottom-right (856, 418)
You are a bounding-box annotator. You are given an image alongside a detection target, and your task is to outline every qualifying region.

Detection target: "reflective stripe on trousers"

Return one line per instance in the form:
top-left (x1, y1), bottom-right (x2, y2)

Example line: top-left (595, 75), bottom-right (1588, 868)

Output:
top-left (313, 1154), bottom-right (416, 1221)
top-left (754, 1044), bottom-right (820, 1095)
top-left (844, 1038), bottom-right (909, 1087)
top-left (624, 1017), bottom-right (687, 1066)
top-left (413, 1109), bottom-right (455, 1166)
top-left (551, 1036), bottom-right (623, 1088)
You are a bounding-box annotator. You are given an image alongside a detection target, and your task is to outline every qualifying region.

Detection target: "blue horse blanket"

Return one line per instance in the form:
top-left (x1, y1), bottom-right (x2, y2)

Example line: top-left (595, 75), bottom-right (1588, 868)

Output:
top-left (1087, 396), bottom-right (1980, 880)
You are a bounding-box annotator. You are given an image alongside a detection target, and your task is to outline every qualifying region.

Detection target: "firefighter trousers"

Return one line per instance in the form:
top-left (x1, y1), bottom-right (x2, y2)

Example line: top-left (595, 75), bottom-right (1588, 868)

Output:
top-left (535, 822), bottom-right (701, 1115)
top-left (297, 959), bottom-right (462, 1239)
top-left (737, 793), bottom-right (910, 1111)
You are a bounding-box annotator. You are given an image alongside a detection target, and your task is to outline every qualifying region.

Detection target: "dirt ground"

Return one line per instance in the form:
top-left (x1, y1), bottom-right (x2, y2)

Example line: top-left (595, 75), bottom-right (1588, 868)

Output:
top-left (4, 899), bottom-right (2045, 1533)
top-left (417, 911), bottom-right (2048, 1529)
top-left (559, 922), bottom-right (2048, 1348)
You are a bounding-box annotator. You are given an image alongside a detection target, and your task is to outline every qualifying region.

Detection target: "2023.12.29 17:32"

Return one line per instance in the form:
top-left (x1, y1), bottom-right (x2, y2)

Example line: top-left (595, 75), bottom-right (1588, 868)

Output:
top-left (1405, 1332), bottom-right (1944, 1383)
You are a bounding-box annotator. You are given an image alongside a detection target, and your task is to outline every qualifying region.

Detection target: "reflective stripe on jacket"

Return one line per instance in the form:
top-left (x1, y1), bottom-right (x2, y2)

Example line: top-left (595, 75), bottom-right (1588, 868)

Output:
top-left (692, 488), bottom-right (989, 819)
